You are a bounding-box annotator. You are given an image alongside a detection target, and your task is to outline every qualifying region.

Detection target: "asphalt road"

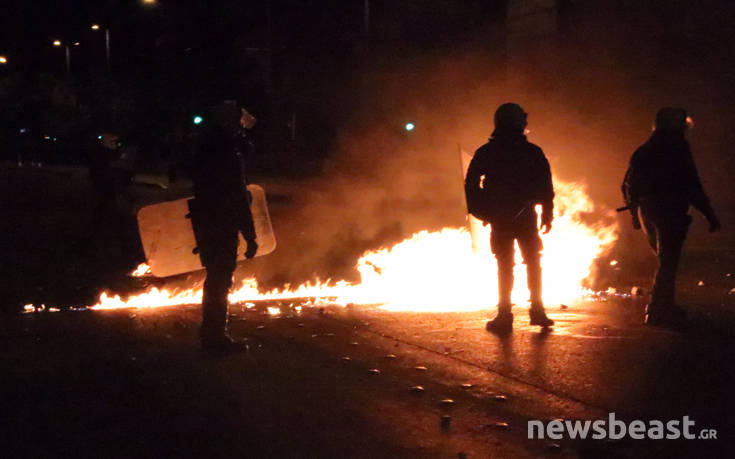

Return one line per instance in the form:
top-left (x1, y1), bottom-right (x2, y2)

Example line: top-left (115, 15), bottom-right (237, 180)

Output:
top-left (5, 294), bottom-right (734, 458)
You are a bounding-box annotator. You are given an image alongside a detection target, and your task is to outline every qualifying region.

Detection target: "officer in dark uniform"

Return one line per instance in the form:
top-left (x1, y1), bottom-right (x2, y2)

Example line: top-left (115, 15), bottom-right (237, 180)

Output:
top-left (189, 101), bottom-right (258, 353)
top-left (622, 107), bottom-right (720, 326)
top-left (465, 103), bottom-right (555, 334)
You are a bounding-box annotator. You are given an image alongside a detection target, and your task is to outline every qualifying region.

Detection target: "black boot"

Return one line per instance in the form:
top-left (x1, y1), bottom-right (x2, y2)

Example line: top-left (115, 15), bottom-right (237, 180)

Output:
top-left (486, 304), bottom-right (514, 334)
top-left (529, 303), bottom-right (554, 328)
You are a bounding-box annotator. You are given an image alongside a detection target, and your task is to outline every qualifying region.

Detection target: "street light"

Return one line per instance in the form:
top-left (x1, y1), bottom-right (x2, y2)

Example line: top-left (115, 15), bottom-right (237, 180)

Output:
top-left (0, 56), bottom-right (7, 64)
top-left (91, 24), bottom-right (111, 72)
top-left (52, 40), bottom-right (71, 75)
top-left (142, 0), bottom-right (157, 5)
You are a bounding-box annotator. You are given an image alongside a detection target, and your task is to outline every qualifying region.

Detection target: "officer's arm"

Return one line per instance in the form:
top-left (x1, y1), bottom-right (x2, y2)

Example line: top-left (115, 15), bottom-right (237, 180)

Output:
top-left (239, 197), bottom-right (259, 258)
top-left (464, 154), bottom-right (483, 215)
top-left (622, 151), bottom-right (643, 229)
top-left (684, 150), bottom-right (713, 214)
top-left (684, 150), bottom-right (719, 231)
top-left (538, 152), bottom-right (554, 226)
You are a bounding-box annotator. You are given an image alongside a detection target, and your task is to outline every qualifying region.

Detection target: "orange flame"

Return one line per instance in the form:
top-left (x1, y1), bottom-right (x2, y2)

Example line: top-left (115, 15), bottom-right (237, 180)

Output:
top-left (90, 179), bottom-right (617, 312)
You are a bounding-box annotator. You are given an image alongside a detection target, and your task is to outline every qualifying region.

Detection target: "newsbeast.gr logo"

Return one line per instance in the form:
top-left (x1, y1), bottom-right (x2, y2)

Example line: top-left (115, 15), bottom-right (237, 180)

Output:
top-left (528, 413), bottom-right (718, 440)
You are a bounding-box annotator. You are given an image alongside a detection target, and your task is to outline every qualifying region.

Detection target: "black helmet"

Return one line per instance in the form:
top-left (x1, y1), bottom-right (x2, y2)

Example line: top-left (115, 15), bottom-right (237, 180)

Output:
top-left (655, 107), bottom-right (688, 133)
top-left (494, 103), bottom-right (527, 133)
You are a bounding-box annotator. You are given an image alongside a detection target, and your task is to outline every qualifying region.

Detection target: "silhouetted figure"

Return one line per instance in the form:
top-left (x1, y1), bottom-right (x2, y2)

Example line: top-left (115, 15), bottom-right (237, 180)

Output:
top-left (189, 101), bottom-right (258, 354)
top-left (623, 107), bottom-right (720, 327)
top-left (83, 133), bottom-right (134, 256)
top-left (465, 103), bottom-right (555, 333)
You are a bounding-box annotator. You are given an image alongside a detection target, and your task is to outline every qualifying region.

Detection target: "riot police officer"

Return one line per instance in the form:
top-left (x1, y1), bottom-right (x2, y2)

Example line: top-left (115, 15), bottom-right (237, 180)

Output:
top-left (622, 107), bottom-right (720, 327)
top-left (465, 103), bottom-right (555, 334)
top-left (189, 101), bottom-right (258, 353)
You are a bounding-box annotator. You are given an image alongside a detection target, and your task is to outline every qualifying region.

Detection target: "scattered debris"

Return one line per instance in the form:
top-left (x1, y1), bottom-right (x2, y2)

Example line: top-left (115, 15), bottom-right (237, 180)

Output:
top-left (341, 357), bottom-right (351, 363)
top-left (410, 385), bottom-right (425, 393)
top-left (560, 304), bottom-right (569, 310)
top-left (440, 398), bottom-right (455, 407)
top-left (460, 383), bottom-right (473, 389)
top-left (325, 333), bottom-right (335, 337)
top-left (311, 334), bottom-right (319, 338)
top-left (414, 366), bottom-right (428, 372)
top-left (350, 341), bottom-right (359, 346)
top-left (609, 260), bottom-right (619, 266)
top-left (492, 394), bottom-right (507, 402)
top-left (368, 368), bottom-right (381, 375)
top-left (385, 354), bottom-right (397, 359)
top-left (631, 286), bottom-right (645, 296)
top-left (698, 280), bottom-right (705, 286)
top-left (297, 323), bottom-right (305, 327)
top-left (487, 421), bottom-right (510, 430)
top-left (256, 325), bottom-right (265, 330)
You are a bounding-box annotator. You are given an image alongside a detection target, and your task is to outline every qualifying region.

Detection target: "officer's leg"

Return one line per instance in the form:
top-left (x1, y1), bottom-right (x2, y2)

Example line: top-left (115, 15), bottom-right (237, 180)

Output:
top-left (639, 207), bottom-right (659, 254)
top-left (201, 263), bottom-right (235, 338)
top-left (651, 216), bottom-right (690, 307)
top-left (518, 226), bottom-right (554, 327)
top-left (491, 226), bottom-right (515, 308)
top-left (199, 226), bottom-right (239, 344)
top-left (487, 225), bottom-right (515, 333)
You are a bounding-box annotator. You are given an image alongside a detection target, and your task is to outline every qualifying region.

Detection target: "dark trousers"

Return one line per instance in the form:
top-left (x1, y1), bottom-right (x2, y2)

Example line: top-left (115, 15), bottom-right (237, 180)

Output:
top-left (490, 220), bottom-right (543, 309)
top-left (198, 224), bottom-right (239, 338)
top-left (639, 202), bottom-right (691, 307)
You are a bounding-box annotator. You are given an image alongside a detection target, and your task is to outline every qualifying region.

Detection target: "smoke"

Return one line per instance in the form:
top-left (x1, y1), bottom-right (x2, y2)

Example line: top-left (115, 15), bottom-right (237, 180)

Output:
top-left (242, 1), bottom-right (735, 290)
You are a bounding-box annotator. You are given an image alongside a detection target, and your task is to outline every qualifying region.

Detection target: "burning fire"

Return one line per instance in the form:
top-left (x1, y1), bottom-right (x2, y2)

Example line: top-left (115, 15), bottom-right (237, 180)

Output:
top-left (131, 263), bottom-right (152, 277)
top-left (91, 179), bottom-right (617, 312)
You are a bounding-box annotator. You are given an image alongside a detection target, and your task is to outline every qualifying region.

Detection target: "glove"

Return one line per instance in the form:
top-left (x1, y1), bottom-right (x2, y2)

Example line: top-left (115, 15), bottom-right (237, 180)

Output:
top-left (244, 239), bottom-right (258, 259)
top-left (540, 211), bottom-right (553, 234)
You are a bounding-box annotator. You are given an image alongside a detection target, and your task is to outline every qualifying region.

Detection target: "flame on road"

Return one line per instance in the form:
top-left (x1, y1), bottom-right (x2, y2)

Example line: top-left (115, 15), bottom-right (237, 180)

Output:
top-left (92, 179), bottom-right (616, 312)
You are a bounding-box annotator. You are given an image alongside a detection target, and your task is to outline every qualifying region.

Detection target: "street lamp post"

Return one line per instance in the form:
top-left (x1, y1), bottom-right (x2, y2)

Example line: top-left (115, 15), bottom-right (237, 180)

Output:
top-left (53, 40), bottom-right (71, 76)
top-left (91, 24), bottom-right (111, 72)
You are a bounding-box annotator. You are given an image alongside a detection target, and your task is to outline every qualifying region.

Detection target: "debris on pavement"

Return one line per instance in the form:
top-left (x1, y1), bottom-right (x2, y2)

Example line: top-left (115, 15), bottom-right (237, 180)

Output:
top-left (409, 385), bottom-right (425, 393)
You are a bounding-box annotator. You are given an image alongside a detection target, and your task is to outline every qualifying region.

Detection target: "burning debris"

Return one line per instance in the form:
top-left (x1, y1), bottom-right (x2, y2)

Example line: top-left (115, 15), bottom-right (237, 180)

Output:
top-left (82, 178), bottom-right (616, 313)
